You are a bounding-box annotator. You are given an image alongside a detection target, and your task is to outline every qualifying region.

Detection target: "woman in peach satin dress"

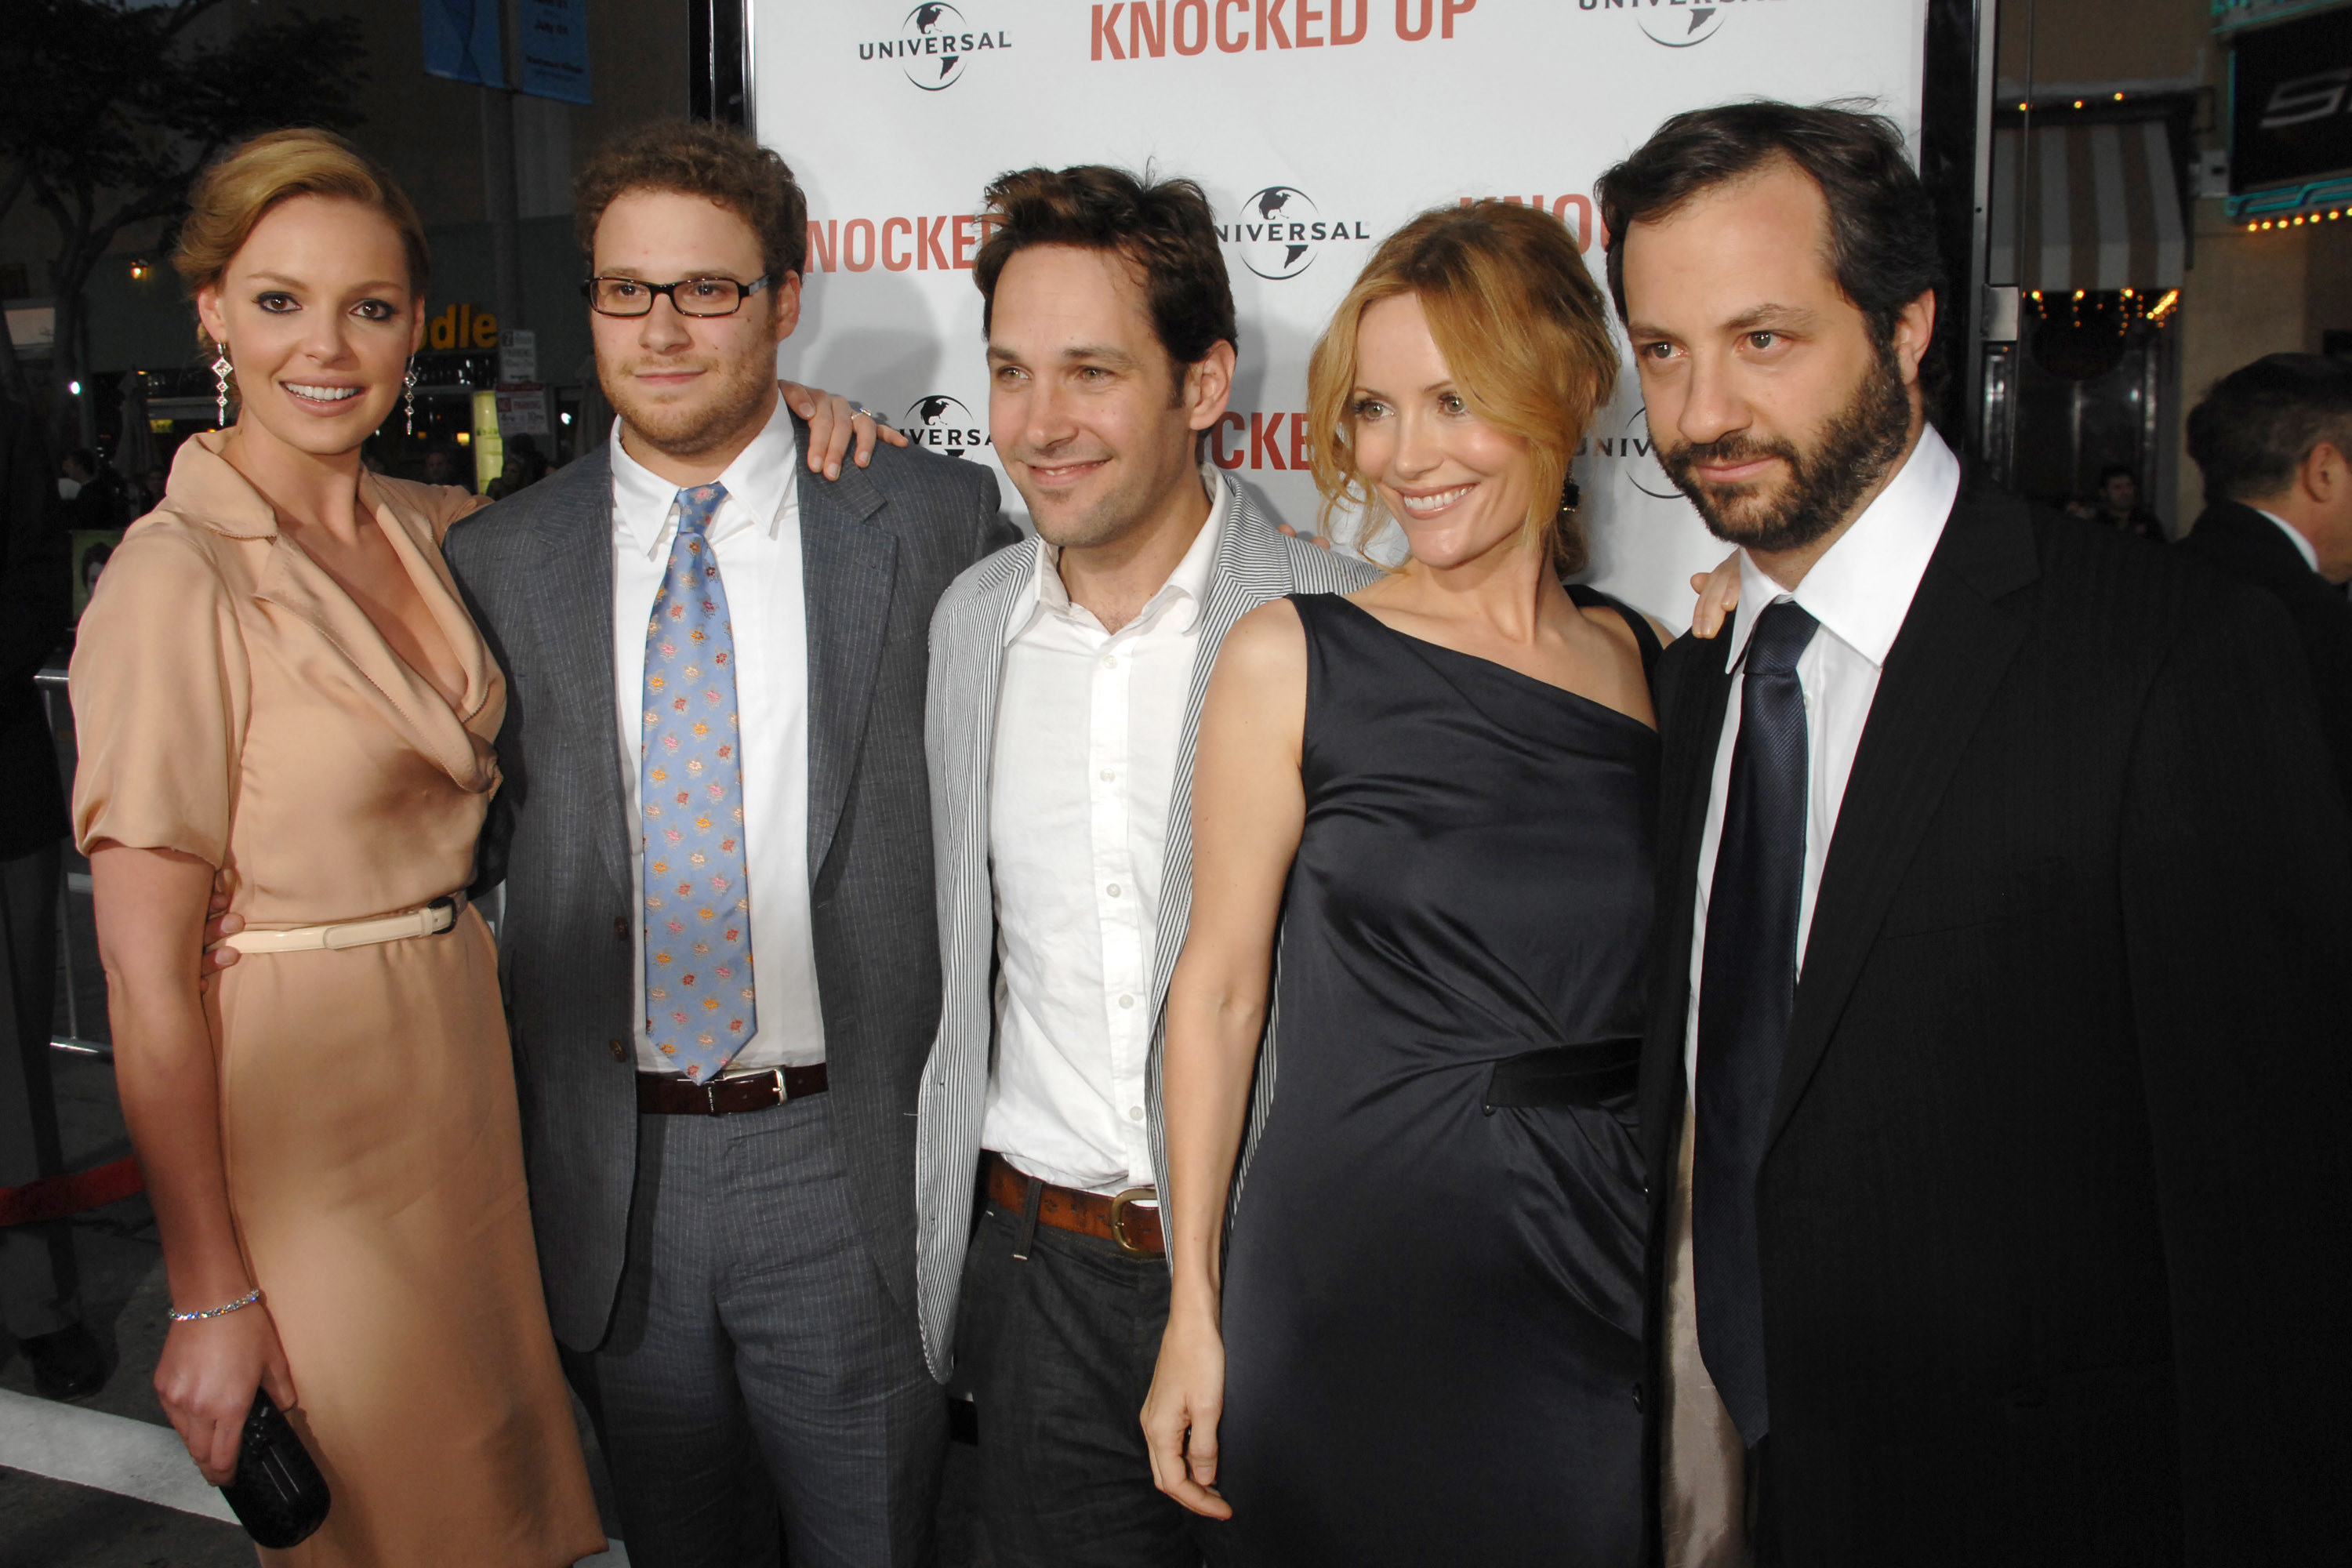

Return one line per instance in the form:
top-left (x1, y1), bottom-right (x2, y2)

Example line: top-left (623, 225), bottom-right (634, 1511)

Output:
top-left (70, 130), bottom-right (895, 1566)
top-left (70, 130), bottom-right (608, 1567)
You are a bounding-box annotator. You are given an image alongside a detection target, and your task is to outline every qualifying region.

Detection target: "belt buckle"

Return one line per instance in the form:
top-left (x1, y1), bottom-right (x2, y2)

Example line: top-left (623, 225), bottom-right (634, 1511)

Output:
top-left (703, 1068), bottom-right (783, 1116)
top-left (1109, 1186), bottom-right (1158, 1258)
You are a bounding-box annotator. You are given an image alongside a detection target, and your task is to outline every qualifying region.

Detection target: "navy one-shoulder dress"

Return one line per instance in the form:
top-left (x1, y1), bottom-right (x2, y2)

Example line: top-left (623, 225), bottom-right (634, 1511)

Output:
top-left (1210, 589), bottom-right (1657, 1567)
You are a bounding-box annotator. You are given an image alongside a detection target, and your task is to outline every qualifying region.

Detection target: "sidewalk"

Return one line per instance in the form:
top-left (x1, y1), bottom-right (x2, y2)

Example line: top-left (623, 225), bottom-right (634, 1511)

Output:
top-left (0, 1054), bottom-right (630, 1566)
top-left (0, 1053), bottom-right (269, 1566)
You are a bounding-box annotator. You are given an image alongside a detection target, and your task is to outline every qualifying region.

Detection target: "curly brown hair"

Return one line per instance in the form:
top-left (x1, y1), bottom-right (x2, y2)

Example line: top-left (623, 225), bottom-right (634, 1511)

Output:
top-left (973, 165), bottom-right (1236, 387)
top-left (573, 120), bottom-right (808, 281)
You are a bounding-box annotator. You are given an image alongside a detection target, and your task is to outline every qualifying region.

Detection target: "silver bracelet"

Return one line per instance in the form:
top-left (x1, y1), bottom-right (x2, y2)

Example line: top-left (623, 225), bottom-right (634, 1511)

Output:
top-left (169, 1287), bottom-right (262, 1323)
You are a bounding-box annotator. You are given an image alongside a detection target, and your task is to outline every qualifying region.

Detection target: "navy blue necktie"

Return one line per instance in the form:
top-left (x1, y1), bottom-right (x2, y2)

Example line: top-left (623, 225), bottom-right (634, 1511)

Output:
top-left (1694, 597), bottom-right (1819, 1447)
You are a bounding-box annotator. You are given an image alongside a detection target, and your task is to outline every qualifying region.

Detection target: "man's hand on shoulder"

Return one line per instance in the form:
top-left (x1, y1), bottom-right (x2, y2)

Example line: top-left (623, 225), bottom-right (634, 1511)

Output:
top-left (780, 382), bottom-right (909, 480)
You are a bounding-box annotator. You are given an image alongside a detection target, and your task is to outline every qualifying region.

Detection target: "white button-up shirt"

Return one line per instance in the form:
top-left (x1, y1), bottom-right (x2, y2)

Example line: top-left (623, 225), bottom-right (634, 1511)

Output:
top-left (980, 474), bottom-right (1228, 1196)
top-left (2257, 506), bottom-right (2322, 575)
top-left (1682, 425), bottom-right (1962, 1087)
top-left (610, 404), bottom-right (826, 1072)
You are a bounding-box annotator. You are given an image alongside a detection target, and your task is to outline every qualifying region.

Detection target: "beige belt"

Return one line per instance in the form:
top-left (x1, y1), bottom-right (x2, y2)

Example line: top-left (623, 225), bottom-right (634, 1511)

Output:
top-left (216, 895), bottom-right (466, 955)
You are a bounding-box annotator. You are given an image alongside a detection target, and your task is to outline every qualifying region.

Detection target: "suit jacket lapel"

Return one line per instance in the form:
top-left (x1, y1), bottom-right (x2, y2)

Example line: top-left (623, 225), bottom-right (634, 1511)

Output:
top-left (1640, 635), bottom-right (1736, 1177)
top-left (942, 538), bottom-right (1033, 949)
top-left (531, 449), bottom-right (633, 906)
top-left (1768, 486), bottom-right (2039, 1149)
top-left (798, 420), bottom-right (898, 877)
top-left (1148, 485), bottom-right (1297, 1024)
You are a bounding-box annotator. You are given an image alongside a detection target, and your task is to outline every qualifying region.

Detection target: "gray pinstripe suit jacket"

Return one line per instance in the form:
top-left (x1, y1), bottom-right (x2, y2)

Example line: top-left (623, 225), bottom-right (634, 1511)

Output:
top-left (912, 474), bottom-right (1378, 1379)
top-left (445, 421), bottom-right (1013, 1352)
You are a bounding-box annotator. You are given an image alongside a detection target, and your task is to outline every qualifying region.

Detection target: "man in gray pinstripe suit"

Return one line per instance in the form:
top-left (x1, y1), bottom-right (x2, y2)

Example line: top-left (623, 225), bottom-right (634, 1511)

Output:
top-left (913, 166), bottom-right (1376, 1566)
top-left (446, 122), bottom-right (1014, 1568)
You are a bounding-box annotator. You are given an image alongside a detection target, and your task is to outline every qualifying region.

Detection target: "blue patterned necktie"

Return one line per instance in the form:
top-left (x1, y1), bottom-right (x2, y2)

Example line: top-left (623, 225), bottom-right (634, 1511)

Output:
top-left (1694, 597), bottom-right (1819, 1447)
top-left (641, 482), bottom-right (755, 1082)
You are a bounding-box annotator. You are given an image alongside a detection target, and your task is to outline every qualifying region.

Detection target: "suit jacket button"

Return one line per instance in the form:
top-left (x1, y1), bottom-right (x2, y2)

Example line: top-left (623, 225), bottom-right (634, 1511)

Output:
top-left (1632, 1381), bottom-right (1645, 1413)
top-left (612, 916), bottom-right (629, 942)
top-left (608, 1039), bottom-right (629, 1062)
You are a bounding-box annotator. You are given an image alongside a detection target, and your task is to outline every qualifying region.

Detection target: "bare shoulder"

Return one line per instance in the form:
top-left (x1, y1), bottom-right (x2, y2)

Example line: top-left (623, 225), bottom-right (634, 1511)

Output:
top-left (1201, 598), bottom-right (1310, 764)
top-left (1202, 598), bottom-right (1309, 735)
top-left (1217, 597), bottom-right (1308, 677)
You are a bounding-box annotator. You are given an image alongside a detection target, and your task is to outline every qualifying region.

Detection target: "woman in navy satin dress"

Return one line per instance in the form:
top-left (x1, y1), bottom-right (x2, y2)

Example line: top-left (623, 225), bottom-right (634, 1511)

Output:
top-left (1145, 201), bottom-right (1661, 1565)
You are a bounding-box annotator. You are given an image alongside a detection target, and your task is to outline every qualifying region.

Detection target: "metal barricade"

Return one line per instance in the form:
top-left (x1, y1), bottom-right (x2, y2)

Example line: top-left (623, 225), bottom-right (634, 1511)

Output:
top-left (35, 664), bottom-right (109, 1062)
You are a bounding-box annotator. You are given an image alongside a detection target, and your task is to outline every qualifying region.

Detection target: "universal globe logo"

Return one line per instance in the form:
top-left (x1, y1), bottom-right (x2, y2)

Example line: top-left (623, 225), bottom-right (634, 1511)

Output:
top-left (861, 4), bottom-right (1012, 92)
top-left (1640, 5), bottom-right (1724, 48)
top-left (1588, 405), bottom-right (1681, 501)
top-left (899, 395), bottom-right (987, 459)
top-left (1221, 187), bottom-right (1371, 282)
top-left (1576, 1), bottom-right (1756, 49)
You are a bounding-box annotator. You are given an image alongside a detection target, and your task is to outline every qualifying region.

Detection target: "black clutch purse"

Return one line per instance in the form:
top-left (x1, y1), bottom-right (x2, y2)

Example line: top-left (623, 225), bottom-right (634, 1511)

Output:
top-left (220, 1392), bottom-right (331, 1549)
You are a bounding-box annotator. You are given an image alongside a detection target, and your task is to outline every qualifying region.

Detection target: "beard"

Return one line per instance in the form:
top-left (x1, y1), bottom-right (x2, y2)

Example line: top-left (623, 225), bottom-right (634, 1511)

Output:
top-left (1657, 341), bottom-right (1914, 554)
top-left (1020, 459), bottom-right (1160, 551)
top-left (604, 340), bottom-right (781, 459)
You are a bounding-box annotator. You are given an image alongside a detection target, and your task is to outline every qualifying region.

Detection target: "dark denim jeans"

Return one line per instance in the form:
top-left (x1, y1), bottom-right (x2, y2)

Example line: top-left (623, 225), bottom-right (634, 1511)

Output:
top-left (951, 1193), bottom-right (1210, 1568)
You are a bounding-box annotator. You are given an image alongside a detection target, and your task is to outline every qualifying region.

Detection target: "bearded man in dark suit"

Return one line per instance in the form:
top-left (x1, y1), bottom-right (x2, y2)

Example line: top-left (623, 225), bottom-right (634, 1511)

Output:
top-left (1602, 103), bottom-right (2352, 1567)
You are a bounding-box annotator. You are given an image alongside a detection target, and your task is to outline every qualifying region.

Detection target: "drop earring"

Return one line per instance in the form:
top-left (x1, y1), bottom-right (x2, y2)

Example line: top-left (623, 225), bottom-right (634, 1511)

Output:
top-left (403, 358), bottom-right (419, 436)
top-left (1558, 473), bottom-right (1581, 520)
top-left (212, 340), bottom-right (233, 427)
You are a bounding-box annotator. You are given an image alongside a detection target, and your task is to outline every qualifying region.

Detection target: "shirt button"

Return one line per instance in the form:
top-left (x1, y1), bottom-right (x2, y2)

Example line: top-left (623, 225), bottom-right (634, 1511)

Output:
top-left (608, 1039), bottom-right (629, 1062)
top-left (1102, 655), bottom-right (1118, 670)
top-left (1106, 883), bottom-right (1122, 898)
top-left (1100, 770), bottom-right (1116, 782)
top-left (1128, 1106), bottom-right (1145, 1122)
top-left (1119, 994), bottom-right (1134, 1009)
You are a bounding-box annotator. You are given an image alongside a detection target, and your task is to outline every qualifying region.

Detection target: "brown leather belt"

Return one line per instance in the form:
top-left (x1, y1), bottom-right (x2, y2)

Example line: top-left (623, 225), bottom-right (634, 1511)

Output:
top-left (636, 1064), bottom-right (828, 1116)
top-left (985, 1153), bottom-right (1163, 1258)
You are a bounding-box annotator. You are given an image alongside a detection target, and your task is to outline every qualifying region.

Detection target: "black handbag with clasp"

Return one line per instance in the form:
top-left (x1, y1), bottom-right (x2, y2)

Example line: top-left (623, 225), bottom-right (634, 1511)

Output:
top-left (219, 1391), bottom-right (331, 1548)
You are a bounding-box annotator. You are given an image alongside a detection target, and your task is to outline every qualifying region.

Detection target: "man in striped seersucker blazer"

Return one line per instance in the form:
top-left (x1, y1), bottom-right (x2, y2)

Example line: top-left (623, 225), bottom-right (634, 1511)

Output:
top-left (912, 165), bottom-right (1375, 1565)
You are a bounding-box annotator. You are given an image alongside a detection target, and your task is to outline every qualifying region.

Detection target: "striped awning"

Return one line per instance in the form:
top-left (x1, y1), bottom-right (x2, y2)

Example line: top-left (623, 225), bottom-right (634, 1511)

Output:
top-left (1990, 120), bottom-right (2187, 292)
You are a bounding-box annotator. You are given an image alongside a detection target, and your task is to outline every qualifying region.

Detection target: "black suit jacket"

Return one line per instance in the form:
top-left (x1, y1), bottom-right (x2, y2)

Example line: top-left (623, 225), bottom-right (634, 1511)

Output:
top-left (1640, 484), bottom-right (2352, 1564)
top-left (445, 422), bottom-right (1015, 1349)
top-left (2176, 499), bottom-right (2352, 808)
top-left (0, 397), bottom-right (67, 861)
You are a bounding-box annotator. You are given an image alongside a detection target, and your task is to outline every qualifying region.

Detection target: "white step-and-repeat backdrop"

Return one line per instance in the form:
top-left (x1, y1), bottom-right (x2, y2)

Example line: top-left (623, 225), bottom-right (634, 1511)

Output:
top-left (755, 0), bottom-right (1929, 625)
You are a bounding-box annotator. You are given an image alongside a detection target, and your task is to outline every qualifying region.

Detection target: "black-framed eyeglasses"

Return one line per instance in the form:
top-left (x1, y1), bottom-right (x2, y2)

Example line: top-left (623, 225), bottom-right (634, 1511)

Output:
top-left (583, 274), bottom-right (771, 318)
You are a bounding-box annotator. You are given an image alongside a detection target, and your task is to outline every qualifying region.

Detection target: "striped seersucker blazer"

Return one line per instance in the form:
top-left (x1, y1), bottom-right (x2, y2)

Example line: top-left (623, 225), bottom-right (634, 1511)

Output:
top-left (910, 474), bottom-right (1379, 1378)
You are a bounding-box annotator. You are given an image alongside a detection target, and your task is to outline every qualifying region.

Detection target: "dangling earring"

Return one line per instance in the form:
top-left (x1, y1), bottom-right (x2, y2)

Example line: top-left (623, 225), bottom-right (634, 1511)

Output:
top-left (212, 340), bottom-right (233, 427)
top-left (403, 358), bottom-right (419, 437)
top-left (1558, 474), bottom-right (1581, 520)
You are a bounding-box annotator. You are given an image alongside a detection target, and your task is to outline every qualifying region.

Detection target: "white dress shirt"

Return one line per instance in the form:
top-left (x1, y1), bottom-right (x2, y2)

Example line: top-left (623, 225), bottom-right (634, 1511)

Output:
top-left (610, 405), bottom-right (826, 1073)
top-left (1682, 425), bottom-right (1963, 1087)
top-left (2257, 506), bottom-right (2322, 575)
top-left (980, 472), bottom-right (1229, 1196)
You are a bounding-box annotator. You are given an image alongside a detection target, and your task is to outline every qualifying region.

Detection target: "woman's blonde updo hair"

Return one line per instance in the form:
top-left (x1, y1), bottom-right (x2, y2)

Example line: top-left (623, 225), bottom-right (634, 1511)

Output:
top-left (174, 128), bottom-right (431, 353)
top-left (1306, 201), bottom-right (1619, 573)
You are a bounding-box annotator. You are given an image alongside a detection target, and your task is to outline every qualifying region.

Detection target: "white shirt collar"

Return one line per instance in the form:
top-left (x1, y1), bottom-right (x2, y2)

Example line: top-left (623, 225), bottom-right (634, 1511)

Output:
top-left (1720, 423), bottom-right (1962, 673)
top-left (608, 400), bottom-right (801, 560)
top-left (2256, 506), bottom-right (2322, 574)
top-left (1004, 463), bottom-right (1229, 646)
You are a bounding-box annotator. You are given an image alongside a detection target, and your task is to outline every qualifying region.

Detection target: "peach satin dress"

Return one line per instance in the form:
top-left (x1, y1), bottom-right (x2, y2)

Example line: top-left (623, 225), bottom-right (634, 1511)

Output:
top-left (69, 433), bottom-right (604, 1567)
